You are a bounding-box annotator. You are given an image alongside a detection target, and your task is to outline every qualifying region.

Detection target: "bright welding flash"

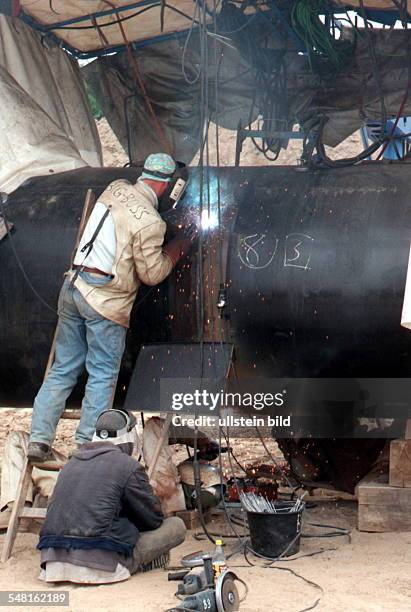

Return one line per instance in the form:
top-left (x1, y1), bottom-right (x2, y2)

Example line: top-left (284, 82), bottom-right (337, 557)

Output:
top-left (200, 209), bottom-right (218, 231)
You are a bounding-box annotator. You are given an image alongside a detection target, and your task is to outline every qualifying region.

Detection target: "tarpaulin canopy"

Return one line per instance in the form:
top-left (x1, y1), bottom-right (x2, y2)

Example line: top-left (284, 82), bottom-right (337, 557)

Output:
top-left (83, 30), bottom-right (259, 163)
top-left (0, 15), bottom-right (101, 193)
top-left (332, 1), bottom-right (411, 25)
top-left (83, 12), bottom-right (411, 163)
top-left (0, 1), bottom-right (407, 59)
top-left (15, 0), bottom-right (212, 56)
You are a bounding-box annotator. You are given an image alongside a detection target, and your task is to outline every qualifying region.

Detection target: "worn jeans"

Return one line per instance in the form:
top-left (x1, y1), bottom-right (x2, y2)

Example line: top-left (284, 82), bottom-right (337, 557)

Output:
top-left (30, 273), bottom-right (127, 445)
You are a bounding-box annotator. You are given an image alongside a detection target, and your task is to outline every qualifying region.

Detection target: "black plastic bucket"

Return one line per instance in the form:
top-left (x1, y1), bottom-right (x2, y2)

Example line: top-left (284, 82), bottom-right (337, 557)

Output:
top-left (247, 501), bottom-right (304, 558)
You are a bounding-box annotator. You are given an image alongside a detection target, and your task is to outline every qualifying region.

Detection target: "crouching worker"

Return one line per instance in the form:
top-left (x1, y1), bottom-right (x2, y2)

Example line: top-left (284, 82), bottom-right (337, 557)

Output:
top-left (37, 408), bottom-right (186, 584)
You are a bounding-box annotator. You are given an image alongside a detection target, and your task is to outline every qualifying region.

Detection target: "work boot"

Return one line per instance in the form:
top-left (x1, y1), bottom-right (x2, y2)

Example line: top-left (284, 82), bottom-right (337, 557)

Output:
top-left (135, 552), bottom-right (170, 573)
top-left (27, 442), bottom-right (50, 463)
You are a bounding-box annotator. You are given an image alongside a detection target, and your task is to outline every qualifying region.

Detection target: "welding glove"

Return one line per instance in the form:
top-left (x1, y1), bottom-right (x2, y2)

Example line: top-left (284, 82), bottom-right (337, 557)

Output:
top-left (163, 223), bottom-right (199, 266)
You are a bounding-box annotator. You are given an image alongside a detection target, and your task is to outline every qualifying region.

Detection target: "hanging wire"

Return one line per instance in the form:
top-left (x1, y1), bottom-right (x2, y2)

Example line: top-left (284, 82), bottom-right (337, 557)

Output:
top-left (0, 197), bottom-right (58, 316)
top-left (191, 0), bottom-right (215, 545)
top-left (104, 0), bottom-right (174, 155)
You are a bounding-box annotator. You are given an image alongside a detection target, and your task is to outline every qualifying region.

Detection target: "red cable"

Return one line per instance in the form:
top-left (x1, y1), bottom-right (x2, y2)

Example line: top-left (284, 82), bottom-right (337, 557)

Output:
top-left (104, 1), bottom-right (174, 156)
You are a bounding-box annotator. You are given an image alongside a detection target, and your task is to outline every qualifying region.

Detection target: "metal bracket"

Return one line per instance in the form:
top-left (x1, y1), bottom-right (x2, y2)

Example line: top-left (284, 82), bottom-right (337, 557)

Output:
top-left (235, 120), bottom-right (305, 166)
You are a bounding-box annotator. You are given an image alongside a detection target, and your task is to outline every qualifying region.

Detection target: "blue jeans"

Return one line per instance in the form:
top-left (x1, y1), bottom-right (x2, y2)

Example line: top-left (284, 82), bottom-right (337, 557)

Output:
top-left (30, 273), bottom-right (127, 445)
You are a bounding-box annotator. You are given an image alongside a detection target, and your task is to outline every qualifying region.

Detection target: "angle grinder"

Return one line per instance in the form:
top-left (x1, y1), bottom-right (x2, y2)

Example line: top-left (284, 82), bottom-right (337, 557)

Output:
top-left (167, 554), bottom-right (244, 612)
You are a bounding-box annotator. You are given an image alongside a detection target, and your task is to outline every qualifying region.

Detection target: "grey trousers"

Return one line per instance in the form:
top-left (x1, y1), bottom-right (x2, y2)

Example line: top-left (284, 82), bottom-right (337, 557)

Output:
top-left (130, 516), bottom-right (186, 573)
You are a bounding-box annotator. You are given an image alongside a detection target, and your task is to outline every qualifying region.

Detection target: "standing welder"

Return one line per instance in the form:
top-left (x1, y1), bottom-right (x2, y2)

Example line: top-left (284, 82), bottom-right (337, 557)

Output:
top-left (28, 153), bottom-right (196, 462)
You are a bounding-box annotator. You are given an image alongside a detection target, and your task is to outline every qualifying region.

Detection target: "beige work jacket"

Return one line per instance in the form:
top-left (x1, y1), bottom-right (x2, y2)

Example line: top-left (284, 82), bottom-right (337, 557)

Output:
top-left (69, 179), bottom-right (173, 327)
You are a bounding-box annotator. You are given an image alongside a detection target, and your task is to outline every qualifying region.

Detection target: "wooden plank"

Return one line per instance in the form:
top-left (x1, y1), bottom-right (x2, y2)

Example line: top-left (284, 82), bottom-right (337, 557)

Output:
top-left (358, 481), bottom-right (411, 504)
top-left (389, 439), bottom-right (411, 487)
top-left (175, 509), bottom-right (211, 531)
top-left (44, 190), bottom-right (96, 379)
top-left (147, 413), bottom-right (173, 480)
top-left (0, 217), bottom-right (13, 242)
top-left (61, 410), bottom-right (82, 420)
top-left (358, 481), bottom-right (411, 532)
top-left (1, 461), bottom-right (33, 562)
top-left (20, 507), bottom-right (47, 519)
top-left (32, 461), bottom-right (66, 472)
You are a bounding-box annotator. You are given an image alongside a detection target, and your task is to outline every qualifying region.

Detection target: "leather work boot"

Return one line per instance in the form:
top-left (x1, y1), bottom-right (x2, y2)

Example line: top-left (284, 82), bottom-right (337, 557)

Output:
top-left (27, 442), bottom-right (51, 463)
top-left (135, 552), bottom-right (170, 573)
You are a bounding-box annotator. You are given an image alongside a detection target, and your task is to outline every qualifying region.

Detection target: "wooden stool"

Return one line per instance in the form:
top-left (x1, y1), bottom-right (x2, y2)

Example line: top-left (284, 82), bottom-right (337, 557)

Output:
top-left (1, 458), bottom-right (65, 562)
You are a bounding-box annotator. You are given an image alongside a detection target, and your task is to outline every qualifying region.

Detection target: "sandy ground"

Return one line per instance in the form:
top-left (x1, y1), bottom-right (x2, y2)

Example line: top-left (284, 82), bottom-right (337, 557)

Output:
top-left (0, 500), bottom-right (410, 612)
top-left (0, 410), bottom-right (410, 612)
top-left (97, 118), bottom-right (363, 167)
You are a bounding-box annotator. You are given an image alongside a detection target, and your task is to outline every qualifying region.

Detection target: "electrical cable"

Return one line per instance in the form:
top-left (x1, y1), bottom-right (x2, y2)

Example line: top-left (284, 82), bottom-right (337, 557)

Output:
top-left (376, 15), bottom-right (411, 159)
top-left (254, 425), bottom-right (297, 489)
top-left (243, 545), bottom-right (324, 612)
top-left (190, 0), bottom-right (218, 546)
top-left (291, 0), bottom-right (356, 72)
top-left (181, 0), bottom-right (201, 84)
top-left (0, 198), bottom-right (58, 316)
top-left (314, 0), bottom-right (391, 166)
top-left (105, 0), bottom-right (173, 155)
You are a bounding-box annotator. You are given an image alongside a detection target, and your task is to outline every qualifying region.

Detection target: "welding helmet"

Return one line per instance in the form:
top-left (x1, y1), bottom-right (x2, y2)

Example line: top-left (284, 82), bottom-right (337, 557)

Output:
top-left (92, 408), bottom-right (139, 455)
top-left (138, 153), bottom-right (189, 213)
top-left (159, 160), bottom-right (189, 213)
top-left (178, 459), bottom-right (226, 510)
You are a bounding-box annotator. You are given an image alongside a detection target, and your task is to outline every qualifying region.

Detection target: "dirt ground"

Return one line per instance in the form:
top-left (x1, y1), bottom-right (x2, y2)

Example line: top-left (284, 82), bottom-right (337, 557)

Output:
top-left (0, 494), bottom-right (410, 612)
top-left (96, 118), bottom-right (364, 168)
top-left (0, 410), bottom-right (410, 612)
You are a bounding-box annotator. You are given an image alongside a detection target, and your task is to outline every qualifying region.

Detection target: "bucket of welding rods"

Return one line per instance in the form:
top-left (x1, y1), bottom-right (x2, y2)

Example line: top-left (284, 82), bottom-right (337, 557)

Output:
top-left (240, 492), bottom-right (305, 559)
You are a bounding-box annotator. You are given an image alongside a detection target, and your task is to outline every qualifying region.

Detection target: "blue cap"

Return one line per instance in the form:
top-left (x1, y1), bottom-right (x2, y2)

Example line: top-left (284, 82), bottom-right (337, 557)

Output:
top-left (141, 153), bottom-right (176, 182)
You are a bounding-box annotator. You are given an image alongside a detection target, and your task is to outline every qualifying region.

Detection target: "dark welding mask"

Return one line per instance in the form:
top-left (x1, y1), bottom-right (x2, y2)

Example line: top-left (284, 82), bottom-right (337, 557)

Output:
top-left (134, 157), bottom-right (189, 213)
top-left (158, 161), bottom-right (189, 213)
top-left (92, 408), bottom-right (139, 455)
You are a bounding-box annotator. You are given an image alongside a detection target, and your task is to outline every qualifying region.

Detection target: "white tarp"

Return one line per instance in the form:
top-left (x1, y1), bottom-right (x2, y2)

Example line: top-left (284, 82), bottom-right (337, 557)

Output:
top-left (0, 15), bottom-right (102, 194)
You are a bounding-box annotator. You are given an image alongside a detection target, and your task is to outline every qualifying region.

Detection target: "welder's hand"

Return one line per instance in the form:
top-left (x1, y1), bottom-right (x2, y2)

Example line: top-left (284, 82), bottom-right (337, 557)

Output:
top-left (163, 223), bottom-right (199, 266)
top-left (197, 439), bottom-right (220, 461)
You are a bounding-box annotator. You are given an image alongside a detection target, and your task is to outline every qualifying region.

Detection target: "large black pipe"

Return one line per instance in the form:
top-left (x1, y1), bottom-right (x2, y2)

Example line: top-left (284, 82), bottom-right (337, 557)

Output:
top-left (1, 163), bottom-right (411, 406)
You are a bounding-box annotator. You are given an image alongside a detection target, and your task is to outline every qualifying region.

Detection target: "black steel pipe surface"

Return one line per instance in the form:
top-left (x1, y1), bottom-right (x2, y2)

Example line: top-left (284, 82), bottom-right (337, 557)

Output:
top-left (1, 164), bottom-right (411, 405)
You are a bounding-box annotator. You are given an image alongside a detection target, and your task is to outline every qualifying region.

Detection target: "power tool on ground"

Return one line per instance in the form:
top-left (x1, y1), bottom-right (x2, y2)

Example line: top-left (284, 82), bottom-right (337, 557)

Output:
top-left (166, 554), bottom-right (244, 612)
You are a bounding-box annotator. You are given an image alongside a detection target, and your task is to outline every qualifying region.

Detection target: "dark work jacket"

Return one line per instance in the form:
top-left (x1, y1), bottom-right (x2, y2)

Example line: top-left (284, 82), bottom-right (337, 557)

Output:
top-left (38, 442), bottom-right (163, 557)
